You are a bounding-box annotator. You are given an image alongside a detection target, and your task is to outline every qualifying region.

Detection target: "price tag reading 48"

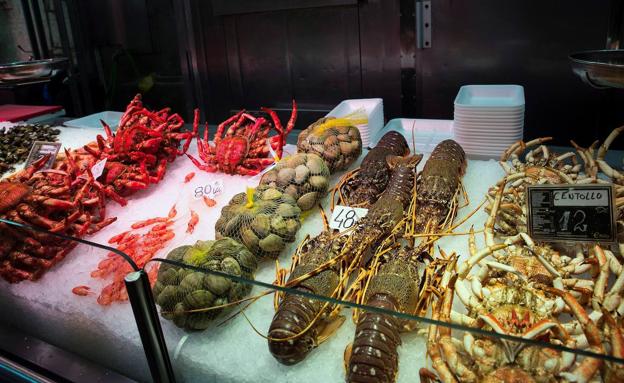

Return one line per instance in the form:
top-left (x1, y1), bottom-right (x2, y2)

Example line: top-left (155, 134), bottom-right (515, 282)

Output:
top-left (330, 205), bottom-right (368, 232)
top-left (527, 184), bottom-right (617, 243)
top-left (192, 180), bottom-right (224, 200)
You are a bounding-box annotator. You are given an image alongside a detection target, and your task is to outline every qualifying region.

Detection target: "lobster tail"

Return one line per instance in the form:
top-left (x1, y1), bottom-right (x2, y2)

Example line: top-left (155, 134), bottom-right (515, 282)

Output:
top-left (347, 293), bottom-right (401, 383)
top-left (268, 288), bottom-right (321, 365)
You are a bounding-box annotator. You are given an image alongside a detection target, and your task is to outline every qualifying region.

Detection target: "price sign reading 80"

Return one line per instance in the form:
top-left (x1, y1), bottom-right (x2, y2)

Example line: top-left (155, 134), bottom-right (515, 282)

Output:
top-left (330, 205), bottom-right (368, 232)
top-left (193, 180), bottom-right (224, 200)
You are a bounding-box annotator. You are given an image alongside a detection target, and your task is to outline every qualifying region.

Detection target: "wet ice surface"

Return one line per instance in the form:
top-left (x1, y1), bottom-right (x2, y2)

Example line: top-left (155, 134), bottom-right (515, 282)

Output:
top-left (0, 131), bottom-right (505, 382)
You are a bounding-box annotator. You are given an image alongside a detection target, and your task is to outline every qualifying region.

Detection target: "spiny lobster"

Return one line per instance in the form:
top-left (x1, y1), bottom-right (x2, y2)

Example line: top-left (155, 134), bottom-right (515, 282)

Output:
top-left (344, 139), bottom-right (467, 383)
top-left (334, 131), bottom-right (410, 208)
top-left (413, 139), bottom-right (466, 235)
top-left (267, 154), bottom-right (423, 366)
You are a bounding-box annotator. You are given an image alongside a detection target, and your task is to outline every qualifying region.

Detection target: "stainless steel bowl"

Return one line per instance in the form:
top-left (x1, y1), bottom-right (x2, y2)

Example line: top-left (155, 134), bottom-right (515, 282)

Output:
top-left (0, 58), bottom-right (68, 83)
top-left (570, 50), bottom-right (624, 89)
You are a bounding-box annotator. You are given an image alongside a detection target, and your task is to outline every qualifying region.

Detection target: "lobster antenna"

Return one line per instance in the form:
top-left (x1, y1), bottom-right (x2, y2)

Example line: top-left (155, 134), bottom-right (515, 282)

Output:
top-left (319, 204), bottom-right (329, 231)
top-left (410, 119), bottom-right (416, 154)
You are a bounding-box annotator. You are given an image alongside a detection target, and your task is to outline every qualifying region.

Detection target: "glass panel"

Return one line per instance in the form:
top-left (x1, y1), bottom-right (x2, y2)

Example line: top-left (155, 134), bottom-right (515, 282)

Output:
top-left (0, 218), bottom-right (151, 381)
top-left (151, 250), bottom-right (624, 382)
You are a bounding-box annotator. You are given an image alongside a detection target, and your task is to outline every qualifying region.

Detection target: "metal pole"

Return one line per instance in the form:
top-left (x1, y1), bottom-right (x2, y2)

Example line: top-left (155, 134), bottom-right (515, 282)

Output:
top-left (30, 0), bottom-right (49, 58)
top-left (124, 270), bottom-right (176, 383)
top-left (20, 0), bottom-right (41, 59)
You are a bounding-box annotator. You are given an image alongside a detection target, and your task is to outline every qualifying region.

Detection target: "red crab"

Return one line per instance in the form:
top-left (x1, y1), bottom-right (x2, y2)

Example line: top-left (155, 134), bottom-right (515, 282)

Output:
top-left (78, 94), bottom-right (199, 204)
top-left (1, 155), bottom-right (114, 283)
top-left (187, 100), bottom-right (297, 176)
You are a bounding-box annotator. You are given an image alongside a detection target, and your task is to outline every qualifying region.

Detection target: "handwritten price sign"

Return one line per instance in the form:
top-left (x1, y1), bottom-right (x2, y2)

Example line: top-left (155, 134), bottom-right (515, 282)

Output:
top-left (330, 205), bottom-right (368, 232)
top-left (192, 180), bottom-right (224, 200)
top-left (527, 184), bottom-right (616, 243)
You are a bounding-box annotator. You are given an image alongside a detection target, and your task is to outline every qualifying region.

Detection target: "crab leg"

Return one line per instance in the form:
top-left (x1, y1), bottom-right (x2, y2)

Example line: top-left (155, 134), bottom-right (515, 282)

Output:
top-left (591, 245), bottom-right (609, 311)
top-left (436, 281), bottom-right (476, 382)
top-left (215, 110), bottom-right (244, 146)
top-left (547, 288), bottom-right (604, 383)
top-left (186, 154), bottom-right (218, 173)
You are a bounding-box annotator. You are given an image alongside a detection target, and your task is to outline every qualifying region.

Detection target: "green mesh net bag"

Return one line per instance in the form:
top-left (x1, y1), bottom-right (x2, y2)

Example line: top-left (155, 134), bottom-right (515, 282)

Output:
top-left (259, 153), bottom-right (330, 211)
top-left (152, 238), bottom-right (257, 331)
top-left (297, 117), bottom-right (362, 173)
top-left (215, 185), bottom-right (302, 260)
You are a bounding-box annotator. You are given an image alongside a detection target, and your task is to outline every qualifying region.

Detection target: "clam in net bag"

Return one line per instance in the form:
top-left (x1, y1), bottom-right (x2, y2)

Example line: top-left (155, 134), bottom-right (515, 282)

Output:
top-left (215, 185), bottom-right (302, 260)
top-left (259, 153), bottom-right (330, 211)
top-left (297, 117), bottom-right (362, 173)
top-left (152, 238), bottom-right (257, 331)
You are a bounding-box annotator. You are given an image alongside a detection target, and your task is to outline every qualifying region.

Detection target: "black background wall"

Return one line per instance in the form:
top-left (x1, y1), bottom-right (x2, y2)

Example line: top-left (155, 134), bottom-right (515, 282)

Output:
top-left (15, 0), bottom-right (624, 147)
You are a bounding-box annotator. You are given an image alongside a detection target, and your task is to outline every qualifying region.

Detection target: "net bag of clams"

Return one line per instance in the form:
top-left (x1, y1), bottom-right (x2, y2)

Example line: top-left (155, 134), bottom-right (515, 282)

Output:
top-left (152, 238), bottom-right (257, 330)
top-left (215, 185), bottom-right (302, 260)
top-left (259, 153), bottom-right (330, 211)
top-left (296, 117), bottom-right (362, 173)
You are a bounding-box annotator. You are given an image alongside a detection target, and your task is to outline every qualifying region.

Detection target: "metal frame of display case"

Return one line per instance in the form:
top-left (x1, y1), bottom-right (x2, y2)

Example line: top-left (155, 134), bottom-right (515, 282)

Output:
top-left (125, 271), bottom-right (176, 383)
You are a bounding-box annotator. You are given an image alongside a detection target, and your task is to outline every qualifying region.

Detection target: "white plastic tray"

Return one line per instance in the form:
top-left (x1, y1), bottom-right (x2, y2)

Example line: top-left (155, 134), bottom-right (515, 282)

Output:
top-left (64, 111), bottom-right (123, 131)
top-left (373, 118), bottom-right (453, 153)
top-left (454, 85), bottom-right (525, 109)
top-left (326, 98), bottom-right (384, 147)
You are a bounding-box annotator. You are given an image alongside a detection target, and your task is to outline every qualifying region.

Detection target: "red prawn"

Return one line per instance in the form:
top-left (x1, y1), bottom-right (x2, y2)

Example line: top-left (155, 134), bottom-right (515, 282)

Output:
top-left (203, 196), bottom-right (216, 207)
top-left (72, 285), bottom-right (92, 296)
top-left (184, 172), bottom-right (195, 183)
top-left (186, 210), bottom-right (199, 233)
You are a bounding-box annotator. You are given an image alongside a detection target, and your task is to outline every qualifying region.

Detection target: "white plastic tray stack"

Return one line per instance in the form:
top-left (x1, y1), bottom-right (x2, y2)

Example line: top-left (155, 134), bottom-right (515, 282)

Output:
top-left (453, 85), bottom-right (525, 158)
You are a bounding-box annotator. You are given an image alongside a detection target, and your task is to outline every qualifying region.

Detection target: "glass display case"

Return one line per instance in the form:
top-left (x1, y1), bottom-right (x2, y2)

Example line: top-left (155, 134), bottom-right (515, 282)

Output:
top-left (1, 92), bottom-right (623, 383)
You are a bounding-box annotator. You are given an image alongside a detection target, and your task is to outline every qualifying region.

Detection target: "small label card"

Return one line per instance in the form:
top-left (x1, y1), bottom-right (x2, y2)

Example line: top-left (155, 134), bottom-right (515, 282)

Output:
top-left (527, 184), bottom-right (616, 243)
top-left (25, 141), bottom-right (61, 170)
top-left (192, 179), bottom-right (224, 200)
top-left (330, 205), bottom-right (369, 232)
top-left (78, 158), bottom-right (107, 180)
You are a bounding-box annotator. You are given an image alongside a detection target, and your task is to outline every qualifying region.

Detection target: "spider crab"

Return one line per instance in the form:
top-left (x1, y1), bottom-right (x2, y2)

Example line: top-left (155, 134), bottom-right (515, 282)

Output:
top-left (77, 94), bottom-right (198, 204)
top-left (187, 100), bottom-right (297, 176)
top-left (419, 180), bottom-right (606, 382)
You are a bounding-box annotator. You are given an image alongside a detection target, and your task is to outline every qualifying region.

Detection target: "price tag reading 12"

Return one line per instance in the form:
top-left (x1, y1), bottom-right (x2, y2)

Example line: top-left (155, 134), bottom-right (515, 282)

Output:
top-left (330, 205), bottom-right (368, 232)
top-left (527, 184), bottom-right (616, 243)
top-left (193, 180), bottom-right (224, 200)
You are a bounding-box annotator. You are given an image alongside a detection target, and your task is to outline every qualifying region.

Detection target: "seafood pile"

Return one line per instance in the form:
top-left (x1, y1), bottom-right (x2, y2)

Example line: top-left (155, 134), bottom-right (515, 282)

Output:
top-left (84, 205), bottom-right (180, 305)
top-left (268, 145), bottom-right (428, 367)
top-left (422, 185), bottom-right (606, 382)
top-left (188, 101), bottom-right (297, 176)
top-left (0, 123), bottom-right (61, 176)
top-left (215, 185), bottom-right (301, 260)
top-left (334, 131), bottom-right (409, 207)
top-left (489, 137), bottom-right (581, 236)
top-left (344, 140), bottom-right (466, 383)
top-left (420, 129), bottom-right (624, 382)
top-left (297, 117), bottom-right (362, 173)
top-left (0, 157), bottom-right (114, 282)
top-left (0, 95), bottom-right (192, 283)
top-left (75, 94), bottom-right (197, 205)
top-left (260, 153), bottom-right (330, 211)
top-left (153, 238), bottom-right (257, 330)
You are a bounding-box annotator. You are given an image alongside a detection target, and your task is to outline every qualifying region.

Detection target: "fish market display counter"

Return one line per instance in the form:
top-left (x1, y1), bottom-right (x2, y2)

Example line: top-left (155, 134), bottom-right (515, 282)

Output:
top-left (0, 122), bottom-right (511, 382)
